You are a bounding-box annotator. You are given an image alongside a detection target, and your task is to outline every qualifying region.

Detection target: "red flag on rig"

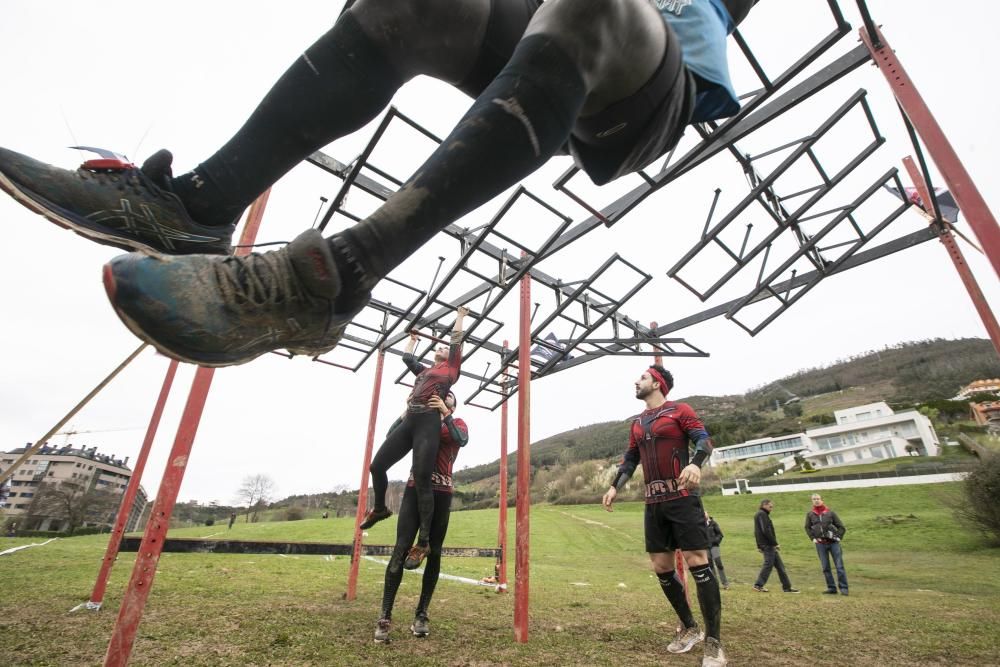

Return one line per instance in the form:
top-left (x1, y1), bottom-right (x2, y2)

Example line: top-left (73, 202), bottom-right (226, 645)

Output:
top-left (887, 185), bottom-right (960, 223)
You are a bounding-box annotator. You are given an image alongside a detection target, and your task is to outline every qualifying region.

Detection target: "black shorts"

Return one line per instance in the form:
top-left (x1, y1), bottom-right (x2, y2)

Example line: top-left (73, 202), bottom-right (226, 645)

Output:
top-left (644, 495), bottom-right (711, 553)
top-left (455, 0), bottom-right (695, 186)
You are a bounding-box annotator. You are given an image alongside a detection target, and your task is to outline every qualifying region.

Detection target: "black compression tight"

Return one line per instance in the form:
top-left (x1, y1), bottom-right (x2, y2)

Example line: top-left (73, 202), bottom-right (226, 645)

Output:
top-left (380, 488), bottom-right (453, 620)
top-left (369, 410), bottom-right (440, 544)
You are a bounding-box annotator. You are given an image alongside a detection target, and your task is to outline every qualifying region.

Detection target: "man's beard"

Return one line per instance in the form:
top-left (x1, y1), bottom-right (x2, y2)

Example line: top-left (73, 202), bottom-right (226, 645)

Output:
top-left (635, 386), bottom-right (653, 400)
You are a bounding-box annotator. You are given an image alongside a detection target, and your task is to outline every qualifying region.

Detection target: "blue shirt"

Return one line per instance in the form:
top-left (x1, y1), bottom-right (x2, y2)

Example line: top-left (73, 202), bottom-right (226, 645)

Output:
top-left (656, 0), bottom-right (741, 122)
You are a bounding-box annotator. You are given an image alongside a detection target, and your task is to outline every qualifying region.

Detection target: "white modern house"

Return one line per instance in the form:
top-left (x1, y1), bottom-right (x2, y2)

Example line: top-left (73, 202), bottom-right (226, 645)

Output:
top-left (710, 402), bottom-right (940, 470)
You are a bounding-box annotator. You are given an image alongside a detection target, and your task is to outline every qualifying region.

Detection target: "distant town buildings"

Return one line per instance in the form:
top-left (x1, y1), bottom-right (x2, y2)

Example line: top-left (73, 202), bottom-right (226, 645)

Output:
top-left (955, 379), bottom-right (1000, 433)
top-left (710, 402), bottom-right (940, 470)
top-left (0, 444), bottom-right (147, 532)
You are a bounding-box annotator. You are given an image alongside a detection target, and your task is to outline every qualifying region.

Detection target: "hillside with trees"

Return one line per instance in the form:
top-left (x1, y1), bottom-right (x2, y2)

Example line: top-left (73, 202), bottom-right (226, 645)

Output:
top-left (266, 338), bottom-right (998, 513)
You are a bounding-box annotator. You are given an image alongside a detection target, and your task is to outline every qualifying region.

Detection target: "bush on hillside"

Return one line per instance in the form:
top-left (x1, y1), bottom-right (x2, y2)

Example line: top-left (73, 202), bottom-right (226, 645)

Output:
top-left (954, 454), bottom-right (1000, 545)
top-left (285, 506), bottom-right (306, 521)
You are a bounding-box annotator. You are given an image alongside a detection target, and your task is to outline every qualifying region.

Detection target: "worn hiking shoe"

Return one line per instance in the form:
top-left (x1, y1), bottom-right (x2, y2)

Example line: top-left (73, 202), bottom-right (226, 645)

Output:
top-left (404, 544), bottom-right (431, 571)
top-left (702, 637), bottom-right (727, 667)
top-left (374, 618), bottom-right (391, 643)
top-left (359, 507), bottom-right (393, 530)
top-left (103, 228), bottom-right (369, 366)
top-left (0, 146), bottom-right (233, 254)
top-left (667, 625), bottom-right (704, 654)
top-left (411, 613), bottom-right (430, 638)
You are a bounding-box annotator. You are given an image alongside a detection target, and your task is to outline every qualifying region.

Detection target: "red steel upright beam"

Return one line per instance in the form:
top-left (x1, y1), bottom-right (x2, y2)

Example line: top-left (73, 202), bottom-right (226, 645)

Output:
top-left (861, 25), bottom-right (1000, 281)
top-left (347, 346), bottom-right (386, 600)
top-left (903, 157), bottom-right (1000, 357)
top-left (497, 341), bottom-right (510, 592)
top-left (104, 190), bottom-right (271, 667)
top-left (514, 268), bottom-right (531, 643)
top-left (88, 360), bottom-right (180, 609)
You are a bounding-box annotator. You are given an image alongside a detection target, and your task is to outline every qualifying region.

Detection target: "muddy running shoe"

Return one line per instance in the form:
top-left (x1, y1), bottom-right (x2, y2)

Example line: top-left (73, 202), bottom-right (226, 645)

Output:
top-left (410, 613), bottom-right (430, 638)
top-left (752, 585), bottom-right (768, 593)
top-left (374, 618), bottom-right (391, 644)
top-left (667, 625), bottom-right (704, 654)
top-left (103, 229), bottom-right (370, 366)
top-left (403, 544), bottom-right (431, 571)
top-left (0, 147), bottom-right (233, 254)
top-left (359, 507), bottom-right (393, 530)
top-left (702, 637), bottom-right (727, 667)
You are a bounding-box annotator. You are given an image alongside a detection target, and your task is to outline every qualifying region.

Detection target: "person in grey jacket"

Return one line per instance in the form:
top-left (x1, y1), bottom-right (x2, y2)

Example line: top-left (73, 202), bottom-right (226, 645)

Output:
top-left (804, 493), bottom-right (848, 595)
top-left (705, 511), bottom-right (730, 590)
top-left (753, 499), bottom-right (798, 593)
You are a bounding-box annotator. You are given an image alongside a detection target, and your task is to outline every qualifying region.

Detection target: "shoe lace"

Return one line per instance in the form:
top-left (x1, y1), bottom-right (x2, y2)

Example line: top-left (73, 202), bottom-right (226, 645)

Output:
top-left (214, 249), bottom-right (313, 310)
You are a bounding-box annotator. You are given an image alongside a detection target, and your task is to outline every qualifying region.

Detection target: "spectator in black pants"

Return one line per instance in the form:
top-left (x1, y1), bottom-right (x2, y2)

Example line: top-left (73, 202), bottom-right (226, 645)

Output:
top-left (705, 511), bottom-right (730, 590)
top-left (753, 499), bottom-right (798, 593)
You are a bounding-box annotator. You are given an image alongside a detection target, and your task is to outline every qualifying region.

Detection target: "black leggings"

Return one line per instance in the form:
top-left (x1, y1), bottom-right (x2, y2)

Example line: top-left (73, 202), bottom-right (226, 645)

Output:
top-left (380, 487), bottom-right (453, 620)
top-left (369, 410), bottom-right (440, 544)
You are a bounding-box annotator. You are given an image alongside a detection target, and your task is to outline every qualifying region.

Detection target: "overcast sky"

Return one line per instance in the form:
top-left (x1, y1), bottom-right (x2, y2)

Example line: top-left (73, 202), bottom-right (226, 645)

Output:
top-left (1, 1), bottom-right (997, 506)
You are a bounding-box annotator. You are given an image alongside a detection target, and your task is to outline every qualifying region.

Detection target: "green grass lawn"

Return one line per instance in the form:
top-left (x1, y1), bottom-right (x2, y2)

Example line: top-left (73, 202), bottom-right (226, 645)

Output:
top-left (1, 483), bottom-right (997, 666)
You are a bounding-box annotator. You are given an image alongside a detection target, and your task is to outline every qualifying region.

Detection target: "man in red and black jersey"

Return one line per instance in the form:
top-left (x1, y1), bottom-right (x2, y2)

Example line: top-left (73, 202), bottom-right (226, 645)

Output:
top-left (374, 392), bottom-right (469, 643)
top-left (603, 364), bottom-right (725, 667)
top-left (361, 306), bottom-right (467, 571)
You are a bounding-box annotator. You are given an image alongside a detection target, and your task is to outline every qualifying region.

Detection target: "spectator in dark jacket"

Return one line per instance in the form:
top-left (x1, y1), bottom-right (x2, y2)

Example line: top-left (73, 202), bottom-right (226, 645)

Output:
top-left (805, 493), bottom-right (848, 595)
top-left (705, 511), bottom-right (730, 590)
top-left (753, 499), bottom-right (798, 593)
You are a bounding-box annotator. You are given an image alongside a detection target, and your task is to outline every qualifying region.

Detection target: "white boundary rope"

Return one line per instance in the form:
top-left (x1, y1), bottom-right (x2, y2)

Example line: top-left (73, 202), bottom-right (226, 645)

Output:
top-left (0, 538), bottom-right (58, 556)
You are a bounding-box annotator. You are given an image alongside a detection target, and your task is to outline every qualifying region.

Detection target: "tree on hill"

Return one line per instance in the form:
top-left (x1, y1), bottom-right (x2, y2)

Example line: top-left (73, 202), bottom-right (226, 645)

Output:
top-left (235, 474), bottom-right (276, 523)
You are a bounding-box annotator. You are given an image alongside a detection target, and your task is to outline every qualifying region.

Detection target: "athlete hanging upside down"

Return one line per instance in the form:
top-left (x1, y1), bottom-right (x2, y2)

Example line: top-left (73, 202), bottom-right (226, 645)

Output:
top-left (374, 392), bottom-right (469, 644)
top-left (361, 308), bottom-right (466, 570)
top-left (0, 0), bottom-right (755, 367)
top-left (602, 365), bottom-right (725, 667)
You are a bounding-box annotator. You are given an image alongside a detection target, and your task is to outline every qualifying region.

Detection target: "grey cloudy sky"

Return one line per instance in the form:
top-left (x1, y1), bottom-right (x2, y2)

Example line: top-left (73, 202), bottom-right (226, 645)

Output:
top-left (1, 1), bottom-right (997, 506)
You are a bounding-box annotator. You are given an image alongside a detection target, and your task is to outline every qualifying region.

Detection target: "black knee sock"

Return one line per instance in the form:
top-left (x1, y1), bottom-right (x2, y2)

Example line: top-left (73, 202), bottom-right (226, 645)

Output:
top-left (657, 571), bottom-right (697, 629)
top-left (415, 553), bottom-right (441, 616)
top-left (334, 35), bottom-right (586, 281)
top-left (172, 12), bottom-right (405, 227)
top-left (690, 563), bottom-right (722, 641)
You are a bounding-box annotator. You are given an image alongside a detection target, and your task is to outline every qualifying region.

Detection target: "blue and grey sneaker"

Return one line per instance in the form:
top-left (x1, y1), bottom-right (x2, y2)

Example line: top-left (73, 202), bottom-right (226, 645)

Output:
top-left (0, 146), bottom-right (233, 254)
top-left (410, 613), bottom-right (430, 638)
top-left (102, 229), bottom-right (370, 366)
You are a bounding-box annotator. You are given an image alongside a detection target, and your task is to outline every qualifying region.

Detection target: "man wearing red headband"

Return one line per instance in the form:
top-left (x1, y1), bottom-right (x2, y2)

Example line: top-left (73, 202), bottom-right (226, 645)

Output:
top-left (603, 364), bottom-right (724, 667)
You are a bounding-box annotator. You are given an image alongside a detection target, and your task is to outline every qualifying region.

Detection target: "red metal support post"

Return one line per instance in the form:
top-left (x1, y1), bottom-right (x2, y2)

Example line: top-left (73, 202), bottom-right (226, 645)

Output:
top-left (514, 268), bottom-right (531, 643)
top-left (103, 190), bottom-right (271, 667)
top-left (347, 346), bottom-right (386, 600)
top-left (861, 25), bottom-right (1000, 281)
top-left (902, 157), bottom-right (1000, 357)
top-left (497, 340), bottom-right (510, 592)
top-left (88, 360), bottom-right (180, 609)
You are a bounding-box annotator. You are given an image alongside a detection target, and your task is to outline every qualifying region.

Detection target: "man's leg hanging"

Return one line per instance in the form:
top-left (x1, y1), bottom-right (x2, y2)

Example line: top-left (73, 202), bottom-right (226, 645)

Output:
top-left (380, 487), bottom-right (420, 620)
top-left (416, 492), bottom-right (453, 617)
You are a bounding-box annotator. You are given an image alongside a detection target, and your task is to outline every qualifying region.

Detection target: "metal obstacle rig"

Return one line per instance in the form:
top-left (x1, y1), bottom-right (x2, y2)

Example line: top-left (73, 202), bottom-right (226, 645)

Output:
top-left (1, 0), bottom-right (991, 663)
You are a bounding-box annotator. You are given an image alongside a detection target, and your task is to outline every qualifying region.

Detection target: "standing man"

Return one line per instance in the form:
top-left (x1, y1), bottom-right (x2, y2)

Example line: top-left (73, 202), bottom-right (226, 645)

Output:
top-left (705, 511), bottom-right (730, 590)
top-left (804, 493), bottom-right (848, 596)
top-left (0, 0), bottom-right (756, 366)
top-left (375, 392), bottom-right (469, 643)
top-left (753, 499), bottom-right (798, 593)
top-left (603, 365), bottom-right (726, 667)
top-left (361, 307), bottom-right (467, 571)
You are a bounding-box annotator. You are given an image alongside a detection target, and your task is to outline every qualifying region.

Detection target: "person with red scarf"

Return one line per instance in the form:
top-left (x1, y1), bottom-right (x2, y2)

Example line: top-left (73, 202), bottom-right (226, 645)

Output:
top-left (804, 493), bottom-right (848, 595)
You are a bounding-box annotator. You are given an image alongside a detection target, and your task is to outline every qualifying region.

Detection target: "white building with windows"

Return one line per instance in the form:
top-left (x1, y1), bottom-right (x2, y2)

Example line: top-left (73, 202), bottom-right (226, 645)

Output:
top-left (710, 402), bottom-right (940, 470)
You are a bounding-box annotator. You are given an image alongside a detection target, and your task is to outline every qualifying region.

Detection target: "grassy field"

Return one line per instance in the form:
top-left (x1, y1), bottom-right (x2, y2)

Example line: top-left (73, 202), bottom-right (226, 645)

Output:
top-left (1, 483), bottom-right (997, 666)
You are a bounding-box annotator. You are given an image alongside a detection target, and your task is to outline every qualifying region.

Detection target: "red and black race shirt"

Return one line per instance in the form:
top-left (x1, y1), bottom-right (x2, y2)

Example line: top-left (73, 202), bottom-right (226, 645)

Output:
top-left (407, 417), bottom-right (468, 494)
top-left (622, 401), bottom-right (710, 504)
top-left (403, 336), bottom-right (463, 412)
